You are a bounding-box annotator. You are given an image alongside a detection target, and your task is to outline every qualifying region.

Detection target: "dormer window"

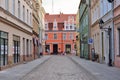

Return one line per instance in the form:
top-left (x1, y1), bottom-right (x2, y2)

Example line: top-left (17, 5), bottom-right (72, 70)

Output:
top-left (53, 19), bottom-right (57, 30)
top-left (45, 22), bottom-right (48, 30)
top-left (66, 26), bottom-right (68, 30)
top-left (70, 25), bottom-right (72, 29)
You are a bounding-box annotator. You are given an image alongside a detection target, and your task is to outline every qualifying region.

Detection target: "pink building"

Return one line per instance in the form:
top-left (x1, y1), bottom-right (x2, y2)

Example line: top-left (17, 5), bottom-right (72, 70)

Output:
top-left (114, 0), bottom-right (120, 67)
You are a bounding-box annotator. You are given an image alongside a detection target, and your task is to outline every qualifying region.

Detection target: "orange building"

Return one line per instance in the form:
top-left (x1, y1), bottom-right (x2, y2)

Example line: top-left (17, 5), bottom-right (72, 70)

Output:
top-left (44, 13), bottom-right (76, 55)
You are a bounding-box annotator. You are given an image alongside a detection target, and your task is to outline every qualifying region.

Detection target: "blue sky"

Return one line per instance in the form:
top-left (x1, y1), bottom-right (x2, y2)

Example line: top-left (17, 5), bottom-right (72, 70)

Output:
top-left (42, 0), bottom-right (80, 14)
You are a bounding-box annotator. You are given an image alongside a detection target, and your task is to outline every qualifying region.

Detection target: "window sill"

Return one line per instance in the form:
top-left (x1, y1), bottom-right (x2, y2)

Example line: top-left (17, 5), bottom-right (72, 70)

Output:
top-left (116, 55), bottom-right (120, 57)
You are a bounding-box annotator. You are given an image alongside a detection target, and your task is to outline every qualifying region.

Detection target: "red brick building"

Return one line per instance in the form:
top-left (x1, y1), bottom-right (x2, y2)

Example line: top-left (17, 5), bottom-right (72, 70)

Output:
top-left (44, 13), bottom-right (76, 55)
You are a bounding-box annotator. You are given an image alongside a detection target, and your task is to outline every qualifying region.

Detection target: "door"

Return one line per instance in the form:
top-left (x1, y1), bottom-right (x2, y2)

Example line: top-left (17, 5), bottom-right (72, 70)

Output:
top-left (53, 44), bottom-right (58, 55)
top-left (65, 44), bottom-right (71, 54)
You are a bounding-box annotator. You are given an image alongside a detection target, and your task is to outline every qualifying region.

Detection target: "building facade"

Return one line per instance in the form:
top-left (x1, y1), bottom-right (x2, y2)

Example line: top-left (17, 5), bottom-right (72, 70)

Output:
top-left (45, 13), bottom-right (76, 55)
top-left (76, 10), bottom-right (80, 56)
top-left (79, 0), bottom-right (90, 59)
top-left (99, 0), bottom-right (114, 65)
top-left (32, 0), bottom-right (39, 59)
top-left (0, 0), bottom-right (33, 70)
top-left (114, 0), bottom-right (120, 67)
top-left (90, 0), bottom-right (101, 62)
top-left (38, 5), bottom-right (45, 55)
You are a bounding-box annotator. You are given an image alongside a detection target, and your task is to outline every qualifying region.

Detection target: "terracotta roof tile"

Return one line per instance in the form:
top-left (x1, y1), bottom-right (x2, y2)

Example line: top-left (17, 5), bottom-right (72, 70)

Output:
top-left (45, 13), bottom-right (76, 23)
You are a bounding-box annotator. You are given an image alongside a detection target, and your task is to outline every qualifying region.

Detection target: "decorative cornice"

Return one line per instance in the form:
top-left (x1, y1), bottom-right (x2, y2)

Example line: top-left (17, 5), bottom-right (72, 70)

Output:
top-left (0, 16), bottom-right (32, 35)
top-left (91, 19), bottom-right (99, 27)
top-left (33, 30), bottom-right (39, 37)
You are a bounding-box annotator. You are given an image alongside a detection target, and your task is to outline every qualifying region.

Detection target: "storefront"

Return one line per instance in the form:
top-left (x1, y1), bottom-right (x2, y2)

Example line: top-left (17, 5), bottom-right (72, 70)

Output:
top-left (0, 31), bottom-right (8, 67)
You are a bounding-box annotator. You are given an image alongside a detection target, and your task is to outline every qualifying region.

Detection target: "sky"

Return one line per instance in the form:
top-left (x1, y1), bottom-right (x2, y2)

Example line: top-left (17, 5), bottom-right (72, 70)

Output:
top-left (42, 0), bottom-right (80, 14)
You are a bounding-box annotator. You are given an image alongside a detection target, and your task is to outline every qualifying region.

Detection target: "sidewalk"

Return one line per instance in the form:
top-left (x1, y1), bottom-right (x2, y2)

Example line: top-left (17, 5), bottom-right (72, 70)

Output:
top-left (69, 56), bottom-right (120, 80)
top-left (0, 56), bottom-right (51, 80)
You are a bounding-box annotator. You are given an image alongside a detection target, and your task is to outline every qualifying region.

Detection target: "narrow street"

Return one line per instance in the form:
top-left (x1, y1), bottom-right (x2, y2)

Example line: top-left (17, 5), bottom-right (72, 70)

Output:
top-left (21, 56), bottom-right (96, 80)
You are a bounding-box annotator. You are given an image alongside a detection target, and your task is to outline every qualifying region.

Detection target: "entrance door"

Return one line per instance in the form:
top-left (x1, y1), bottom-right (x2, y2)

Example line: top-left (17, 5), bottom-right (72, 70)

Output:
top-left (53, 44), bottom-right (58, 55)
top-left (65, 44), bottom-right (71, 54)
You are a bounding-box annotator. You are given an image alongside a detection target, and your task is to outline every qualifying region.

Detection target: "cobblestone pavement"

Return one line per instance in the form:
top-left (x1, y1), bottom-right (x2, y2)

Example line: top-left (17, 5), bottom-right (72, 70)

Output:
top-left (69, 56), bottom-right (120, 80)
top-left (0, 56), bottom-right (51, 80)
top-left (21, 56), bottom-right (96, 80)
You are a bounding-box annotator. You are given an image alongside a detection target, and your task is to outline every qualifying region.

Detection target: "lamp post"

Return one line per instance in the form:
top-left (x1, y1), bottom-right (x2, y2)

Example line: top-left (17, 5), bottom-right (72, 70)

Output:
top-left (99, 19), bottom-right (112, 66)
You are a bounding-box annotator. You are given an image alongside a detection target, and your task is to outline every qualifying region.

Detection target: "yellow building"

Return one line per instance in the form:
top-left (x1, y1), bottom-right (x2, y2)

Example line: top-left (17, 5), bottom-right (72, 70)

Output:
top-left (32, 0), bottom-right (40, 59)
top-left (76, 10), bottom-right (80, 56)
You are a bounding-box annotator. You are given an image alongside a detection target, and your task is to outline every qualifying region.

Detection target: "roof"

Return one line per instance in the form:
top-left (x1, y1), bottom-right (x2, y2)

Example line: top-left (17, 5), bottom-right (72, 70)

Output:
top-left (45, 13), bottom-right (76, 23)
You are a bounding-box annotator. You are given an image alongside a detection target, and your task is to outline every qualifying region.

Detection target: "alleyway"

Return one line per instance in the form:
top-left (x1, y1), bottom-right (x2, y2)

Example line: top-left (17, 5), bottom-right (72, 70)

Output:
top-left (21, 56), bottom-right (96, 80)
top-left (0, 55), bottom-right (120, 80)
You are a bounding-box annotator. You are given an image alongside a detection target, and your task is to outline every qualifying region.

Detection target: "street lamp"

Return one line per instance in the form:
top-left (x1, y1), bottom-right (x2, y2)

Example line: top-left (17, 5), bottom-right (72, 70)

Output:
top-left (99, 19), bottom-right (112, 66)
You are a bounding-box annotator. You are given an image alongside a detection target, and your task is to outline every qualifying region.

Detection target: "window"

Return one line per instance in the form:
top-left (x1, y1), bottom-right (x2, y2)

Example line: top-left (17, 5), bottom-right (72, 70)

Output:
top-left (54, 34), bottom-right (57, 39)
top-left (70, 25), bottom-right (72, 29)
top-left (12, 0), bottom-right (15, 15)
top-left (30, 40), bottom-right (32, 56)
top-left (23, 38), bottom-right (25, 61)
top-left (23, 6), bottom-right (25, 21)
top-left (5, 0), bottom-right (9, 11)
top-left (45, 34), bottom-right (48, 40)
top-left (0, 31), bottom-right (8, 66)
top-left (13, 35), bottom-right (20, 63)
top-left (119, 29), bottom-right (120, 56)
top-left (70, 33), bottom-right (73, 39)
top-left (63, 33), bottom-right (66, 40)
top-left (66, 26), bottom-right (68, 30)
top-left (26, 39), bottom-right (29, 57)
top-left (27, 9), bottom-right (29, 23)
top-left (45, 23), bottom-right (48, 30)
top-left (18, 0), bottom-right (20, 18)
top-left (30, 13), bottom-right (32, 25)
top-left (53, 20), bottom-right (57, 30)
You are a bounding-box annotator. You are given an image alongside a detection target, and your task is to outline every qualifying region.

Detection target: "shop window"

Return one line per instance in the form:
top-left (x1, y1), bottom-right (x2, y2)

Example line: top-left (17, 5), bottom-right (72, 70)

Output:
top-left (13, 35), bottom-right (20, 63)
top-left (0, 31), bottom-right (8, 66)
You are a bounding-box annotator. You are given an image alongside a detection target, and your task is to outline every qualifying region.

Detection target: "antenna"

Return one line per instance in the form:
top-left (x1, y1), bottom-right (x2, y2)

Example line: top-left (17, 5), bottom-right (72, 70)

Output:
top-left (52, 0), bottom-right (54, 13)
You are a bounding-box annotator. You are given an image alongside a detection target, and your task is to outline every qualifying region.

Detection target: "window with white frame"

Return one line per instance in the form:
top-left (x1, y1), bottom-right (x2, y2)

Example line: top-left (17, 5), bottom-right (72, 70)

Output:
top-left (63, 33), bottom-right (66, 40)
top-left (12, 0), bottom-right (15, 15)
top-left (18, 0), bottom-right (20, 18)
top-left (66, 25), bottom-right (69, 30)
top-left (30, 13), bottom-right (32, 25)
top-left (70, 25), bottom-right (72, 29)
top-left (5, 0), bottom-right (9, 11)
top-left (54, 33), bottom-right (57, 39)
top-left (27, 9), bottom-right (29, 23)
top-left (53, 19), bottom-right (57, 30)
top-left (23, 5), bottom-right (25, 21)
top-left (45, 23), bottom-right (48, 30)
top-left (70, 33), bottom-right (73, 39)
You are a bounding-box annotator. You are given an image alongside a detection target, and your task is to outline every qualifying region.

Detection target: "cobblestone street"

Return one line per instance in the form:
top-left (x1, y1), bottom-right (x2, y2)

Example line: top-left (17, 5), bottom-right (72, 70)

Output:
top-left (21, 56), bottom-right (96, 80)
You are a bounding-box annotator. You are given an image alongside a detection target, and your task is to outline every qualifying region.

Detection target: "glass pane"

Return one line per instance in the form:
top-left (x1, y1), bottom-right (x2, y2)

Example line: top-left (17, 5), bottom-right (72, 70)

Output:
top-left (0, 39), bottom-right (8, 66)
top-left (1, 32), bottom-right (8, 39)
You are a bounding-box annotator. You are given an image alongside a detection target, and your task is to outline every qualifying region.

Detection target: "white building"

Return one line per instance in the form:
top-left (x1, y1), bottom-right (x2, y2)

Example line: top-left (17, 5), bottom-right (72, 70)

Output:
top-left (0, 0), bottom-right (33, 69)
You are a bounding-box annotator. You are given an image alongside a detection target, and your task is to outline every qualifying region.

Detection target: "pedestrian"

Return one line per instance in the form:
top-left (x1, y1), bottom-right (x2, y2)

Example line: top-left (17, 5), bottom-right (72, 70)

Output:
top-left (91, 48), bottom-right (95, 61)
top-left (47, 49), bottom-right (50, 55)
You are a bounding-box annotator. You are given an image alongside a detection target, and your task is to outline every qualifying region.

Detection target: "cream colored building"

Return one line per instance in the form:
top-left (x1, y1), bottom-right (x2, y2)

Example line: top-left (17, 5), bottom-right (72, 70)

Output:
top-left (0, 0), bottom-right (33, 70)
top-left (91, 0), bottom-right (101, 62)
top-left (37, 0), bottom-right (46, 55)
top-left (39, 6), bottom-right (46, 54)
